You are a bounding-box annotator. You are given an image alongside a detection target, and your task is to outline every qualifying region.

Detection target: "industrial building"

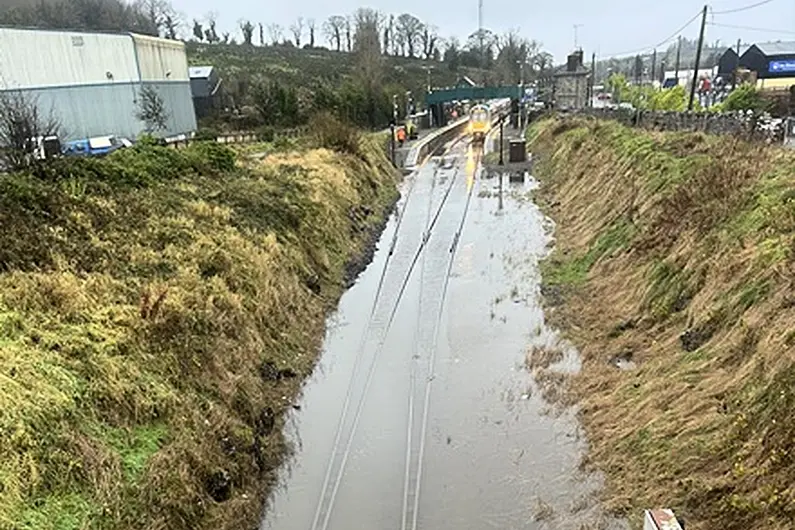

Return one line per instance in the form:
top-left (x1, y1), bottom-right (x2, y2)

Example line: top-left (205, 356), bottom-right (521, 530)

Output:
top-left (189, 66), bottom-right (222, 119)
top-left (0, 27), bottom-right (197, 141)
top-left (740, 41), bottom-right (795, 79)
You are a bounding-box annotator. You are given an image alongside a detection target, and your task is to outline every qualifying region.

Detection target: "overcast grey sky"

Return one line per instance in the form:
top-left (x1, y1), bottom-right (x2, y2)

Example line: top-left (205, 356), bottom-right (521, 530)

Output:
top-left (172, 0), bottom-right (795, 61)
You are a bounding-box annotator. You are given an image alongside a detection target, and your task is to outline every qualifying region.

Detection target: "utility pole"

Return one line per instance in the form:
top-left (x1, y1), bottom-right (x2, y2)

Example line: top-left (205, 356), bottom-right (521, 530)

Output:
top-left (733, 38), bottom-right (742, 89)
top-left (478, 0), bottom-right (485, 84)
top-left (590, 52), bottom-right (596, 106)
top-left (675, 36), bottom-right (682, 84)
top-left (688, 5), bottom-right (708, 111)
top-left (651, 49), bottom-right (657, 87)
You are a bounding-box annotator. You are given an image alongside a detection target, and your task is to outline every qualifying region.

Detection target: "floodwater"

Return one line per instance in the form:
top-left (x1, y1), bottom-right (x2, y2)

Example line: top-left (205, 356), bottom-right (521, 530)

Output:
top-left (261, 135), bottom-right (628, 530)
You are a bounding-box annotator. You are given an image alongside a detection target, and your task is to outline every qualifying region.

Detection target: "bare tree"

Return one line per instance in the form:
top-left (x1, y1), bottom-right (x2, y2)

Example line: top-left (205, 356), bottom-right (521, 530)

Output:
top-left (383, 14), bottom-right (394, 56)
top-left (239, 19), bottom-right (254, 45)
top-left (344, 15), bottom-right (352, 51)
top-left (396, 13), bottom-right (423, 58)
top-left (192, 19), bottom-right (203, 41)
top-left (353, 7), bottom-right (382, 83)
top-left (307, 18), bottom-right (316, 47)
top-left (204, 11), bottom-right (219, 43)
top-left (267, 23), bottom-right (283, 45)
top-left (289, 17), bottom-right (304, 47)
top-left (323, 16), bottom-right (345, 51)
top-left (0, 91), bottom-right (61, 170)
top-left (135, 0), bottom-right (178, 37)
top-left (419, 24), bottom-right (439, 59)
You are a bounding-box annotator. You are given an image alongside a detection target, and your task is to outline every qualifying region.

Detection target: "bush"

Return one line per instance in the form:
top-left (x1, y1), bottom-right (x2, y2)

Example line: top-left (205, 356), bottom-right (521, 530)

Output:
top-left (722, 83), bottom-right (770, 113)
top-left (194, 128), bottom-right (220, 142)
top-left (258, 126), bottom-right (275, 142)
top-left (185, 142), bottom-right (237, 173)
top-left (308, 112), bottom-right (361, 156)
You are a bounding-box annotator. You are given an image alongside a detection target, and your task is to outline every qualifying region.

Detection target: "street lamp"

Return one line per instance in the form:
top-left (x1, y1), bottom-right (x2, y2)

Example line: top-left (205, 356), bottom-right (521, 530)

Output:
top-left (424, 65), bottom-right (434, 93)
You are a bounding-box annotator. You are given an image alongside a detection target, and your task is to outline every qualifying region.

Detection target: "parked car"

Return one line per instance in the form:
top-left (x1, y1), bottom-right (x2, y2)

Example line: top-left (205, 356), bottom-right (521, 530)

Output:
top-left (63, 135), bottom-right (133, 158)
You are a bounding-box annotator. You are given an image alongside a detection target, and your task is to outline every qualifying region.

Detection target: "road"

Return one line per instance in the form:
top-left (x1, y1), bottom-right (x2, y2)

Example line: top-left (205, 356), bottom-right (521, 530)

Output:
top-left (261, 130), bottom-right (628, 530)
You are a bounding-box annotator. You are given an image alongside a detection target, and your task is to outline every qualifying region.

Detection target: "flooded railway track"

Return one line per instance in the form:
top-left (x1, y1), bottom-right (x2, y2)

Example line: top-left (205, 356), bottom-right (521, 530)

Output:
top-left (262, 131), bottom-right (626, 530)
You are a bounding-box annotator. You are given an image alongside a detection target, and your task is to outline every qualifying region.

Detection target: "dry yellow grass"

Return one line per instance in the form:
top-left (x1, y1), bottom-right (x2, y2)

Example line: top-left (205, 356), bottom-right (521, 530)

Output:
top-left (529, 116), bottom-right (795, 530)
top-left (0, 136), bottom-right (398, 530)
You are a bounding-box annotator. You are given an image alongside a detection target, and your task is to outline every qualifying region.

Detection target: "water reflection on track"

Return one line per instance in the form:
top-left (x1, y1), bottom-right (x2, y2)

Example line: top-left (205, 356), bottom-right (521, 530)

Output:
top-left (262, 135), bottom-right (628, 530)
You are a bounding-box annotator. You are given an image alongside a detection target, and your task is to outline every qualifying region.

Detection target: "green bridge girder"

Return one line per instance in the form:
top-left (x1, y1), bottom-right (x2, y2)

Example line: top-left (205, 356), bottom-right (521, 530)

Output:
top-left (425, 85), bottom-right (522, 105)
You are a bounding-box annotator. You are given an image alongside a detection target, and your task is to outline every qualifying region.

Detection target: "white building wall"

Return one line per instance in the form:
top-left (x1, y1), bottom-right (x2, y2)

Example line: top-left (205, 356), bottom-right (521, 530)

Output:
top-left (0, 28), bottom-right (139, 90)
top-left (131, 33), bottom-right (190, 82)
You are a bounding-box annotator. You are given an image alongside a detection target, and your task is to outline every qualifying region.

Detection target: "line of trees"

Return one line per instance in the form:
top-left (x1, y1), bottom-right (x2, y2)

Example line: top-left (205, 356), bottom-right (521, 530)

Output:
top-left (0, 0), bottom-right (182, 39)
top-left (190, 11), bottom-right (553, 87)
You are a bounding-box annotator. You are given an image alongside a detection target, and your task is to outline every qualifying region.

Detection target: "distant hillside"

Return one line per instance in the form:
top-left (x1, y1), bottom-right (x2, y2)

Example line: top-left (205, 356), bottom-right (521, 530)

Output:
top-left (186, 42), bottom-right (485, 104)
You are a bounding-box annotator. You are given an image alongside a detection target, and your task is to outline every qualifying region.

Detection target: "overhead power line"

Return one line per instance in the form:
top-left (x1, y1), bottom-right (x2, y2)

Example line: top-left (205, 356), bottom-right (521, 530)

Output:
top-left (707, 21), bottom-right (795, 35)
top-left (711, 0), bottom-right (777, 15)
top-left (602, 10), bottom-right (702, 58)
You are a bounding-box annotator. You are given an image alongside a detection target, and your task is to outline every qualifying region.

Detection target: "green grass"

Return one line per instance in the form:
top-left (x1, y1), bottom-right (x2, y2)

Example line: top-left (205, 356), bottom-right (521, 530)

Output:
top-left (543, 218), bottom-right (636, 287)
top-left (0, 134), bottom-right (397, 530)
top-left (529, 116), bottom-right (795, 530)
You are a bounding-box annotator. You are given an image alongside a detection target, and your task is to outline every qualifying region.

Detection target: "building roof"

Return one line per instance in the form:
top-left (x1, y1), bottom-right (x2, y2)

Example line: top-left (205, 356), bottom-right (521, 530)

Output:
top-left (721, 45), bottom-right (751, 58)
top-left (189, 66), bottom-right (214, 79)
top-left (752, 41), bottom-right (795, 56)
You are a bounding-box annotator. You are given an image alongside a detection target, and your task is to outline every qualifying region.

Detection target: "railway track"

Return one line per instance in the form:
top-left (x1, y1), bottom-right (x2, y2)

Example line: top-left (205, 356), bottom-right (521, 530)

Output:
top-left (310, 135), bottom-right (475, 530)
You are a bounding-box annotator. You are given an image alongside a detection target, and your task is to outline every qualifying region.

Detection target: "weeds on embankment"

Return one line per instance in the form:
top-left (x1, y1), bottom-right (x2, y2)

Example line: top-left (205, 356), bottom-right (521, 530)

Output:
top-left (0, 128), bottom-right (398, 530)
top-left (528, 116), bottom-right (795, 530)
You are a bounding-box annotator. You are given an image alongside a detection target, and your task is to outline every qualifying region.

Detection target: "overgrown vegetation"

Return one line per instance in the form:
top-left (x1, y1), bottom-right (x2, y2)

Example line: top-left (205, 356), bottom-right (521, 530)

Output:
top-left (712, 83), bottom-right (771, 113)
top-left (607, 73), bottom-right (697, 111)
top-left (0, 134), bottom-right (398, 530)
top-left (529, 116), bottom-right (795, 530)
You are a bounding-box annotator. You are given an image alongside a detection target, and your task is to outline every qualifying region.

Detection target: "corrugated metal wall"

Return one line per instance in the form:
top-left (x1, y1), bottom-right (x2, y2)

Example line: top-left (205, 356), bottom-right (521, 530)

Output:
top-left (131, 33), bottom-right (190, 82)
top-left (0, 28), bottom-right (138, 89)
top-left (141, 82), bottom-right (197, 137)
top-left (28, 84), bottom-right (142, 139)
top-left (0, 28), bottom-right (196, 140)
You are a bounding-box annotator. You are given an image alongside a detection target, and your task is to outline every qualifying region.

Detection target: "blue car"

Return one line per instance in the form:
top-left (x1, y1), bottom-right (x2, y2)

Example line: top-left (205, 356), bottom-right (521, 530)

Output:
top-left (62, 136), bottom-right (133, 158)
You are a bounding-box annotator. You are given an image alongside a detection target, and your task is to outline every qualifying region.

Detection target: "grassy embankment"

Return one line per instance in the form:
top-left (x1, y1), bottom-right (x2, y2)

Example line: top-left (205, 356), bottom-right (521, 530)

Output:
top-left (528, 116), bottom-right (795, 530)
top-left (0, 130), bottom-right (398, 529)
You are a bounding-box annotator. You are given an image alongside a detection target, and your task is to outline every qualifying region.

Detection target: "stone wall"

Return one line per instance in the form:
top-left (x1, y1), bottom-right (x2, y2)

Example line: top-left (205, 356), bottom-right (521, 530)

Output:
top-left (565, 108), bottom-right (790, 144)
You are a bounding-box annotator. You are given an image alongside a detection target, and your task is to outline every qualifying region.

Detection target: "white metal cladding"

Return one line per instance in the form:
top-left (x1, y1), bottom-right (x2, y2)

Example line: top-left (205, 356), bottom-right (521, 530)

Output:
top-left (0, 28), bottom-right (139, 90)
top-left (21, 84), bottom-right (142, 140)
top-left (140, 82), bottom-right (198, 135)
top-left (18, 82), bottom-right (197, 142)
top-left (131, 33), bottom-right (190, 82)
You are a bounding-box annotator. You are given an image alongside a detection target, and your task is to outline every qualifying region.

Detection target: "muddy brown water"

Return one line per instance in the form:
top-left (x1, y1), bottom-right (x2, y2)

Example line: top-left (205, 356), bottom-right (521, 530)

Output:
top-left (261, 138), bottom-right (629, 530)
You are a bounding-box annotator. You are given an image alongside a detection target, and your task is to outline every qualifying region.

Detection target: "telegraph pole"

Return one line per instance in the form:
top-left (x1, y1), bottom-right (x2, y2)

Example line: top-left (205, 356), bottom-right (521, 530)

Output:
top-left (675, 36), bottom-right (682, 84)
top-left (478, 0), bottom-right (485, 84)
top-left (573, 24), bottom-right (582, 49)
top-left (688, 5), bottom-right (708, 111)
top-left (733, 38), bottom-right (742, 89)
top-left (651, 49), bottom-right (657, 87)
top-left (590, 52), bottom-right (596, 106)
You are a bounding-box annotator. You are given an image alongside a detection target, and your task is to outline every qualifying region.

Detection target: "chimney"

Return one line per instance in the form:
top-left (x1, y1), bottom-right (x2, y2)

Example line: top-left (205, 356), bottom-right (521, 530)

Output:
top-left (566, 50), bottom-right (584, 72)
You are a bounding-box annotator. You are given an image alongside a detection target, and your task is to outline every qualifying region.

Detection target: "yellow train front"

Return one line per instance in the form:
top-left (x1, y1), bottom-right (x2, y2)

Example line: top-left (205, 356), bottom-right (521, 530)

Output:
top-left (468, 104), bottom-right (491, 144)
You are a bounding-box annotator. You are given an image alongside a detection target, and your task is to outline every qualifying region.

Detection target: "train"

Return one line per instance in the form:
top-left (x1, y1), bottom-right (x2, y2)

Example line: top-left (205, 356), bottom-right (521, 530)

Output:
top-left (468, 103), bottom-right (491, 144)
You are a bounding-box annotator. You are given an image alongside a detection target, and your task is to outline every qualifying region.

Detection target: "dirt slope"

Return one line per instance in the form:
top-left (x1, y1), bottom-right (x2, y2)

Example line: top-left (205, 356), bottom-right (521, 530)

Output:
top-left (528, 116), bottom-right (795, 530)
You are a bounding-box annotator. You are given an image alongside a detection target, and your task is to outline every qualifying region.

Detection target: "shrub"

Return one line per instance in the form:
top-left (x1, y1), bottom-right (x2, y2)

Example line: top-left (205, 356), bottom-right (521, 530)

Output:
top-left (308, 112), bottom-right (361, 156)
top-left (258, 126), bottom-right (275, 142)
top-left (194, 128), bottom-right (220, 142)
top-left (185, 142), bottom-right (237, 173)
